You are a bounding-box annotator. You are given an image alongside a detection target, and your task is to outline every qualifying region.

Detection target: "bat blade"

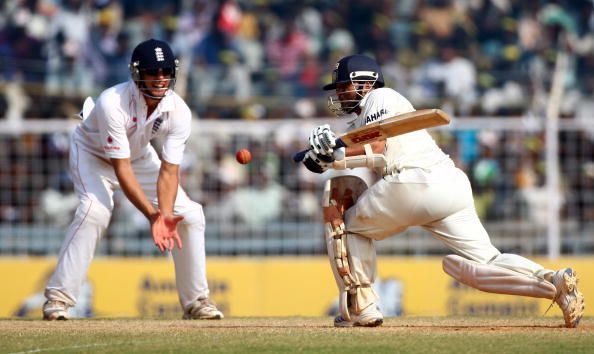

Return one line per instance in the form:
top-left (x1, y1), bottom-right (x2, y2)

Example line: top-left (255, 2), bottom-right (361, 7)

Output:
top-left (293, 109), bottom-right (450, 162)
top-left (340, 109), bottom-right (450, 146)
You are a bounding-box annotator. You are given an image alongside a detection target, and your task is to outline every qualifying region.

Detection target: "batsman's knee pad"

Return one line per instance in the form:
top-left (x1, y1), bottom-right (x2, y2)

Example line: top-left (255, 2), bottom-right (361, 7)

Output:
top-left (442, 254), bottom-right (556, 299)
top-left (323, 176), bottom-right (378, 321)
top-left (75, 197), bottom-right (111, 230)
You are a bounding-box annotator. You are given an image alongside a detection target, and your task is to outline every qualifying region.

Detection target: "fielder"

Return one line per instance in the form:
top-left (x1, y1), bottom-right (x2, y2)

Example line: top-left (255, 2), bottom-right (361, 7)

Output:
top-left (302, 54), bottom-right (584, 328)
top-left (42, 39), bottom-right (223, 321)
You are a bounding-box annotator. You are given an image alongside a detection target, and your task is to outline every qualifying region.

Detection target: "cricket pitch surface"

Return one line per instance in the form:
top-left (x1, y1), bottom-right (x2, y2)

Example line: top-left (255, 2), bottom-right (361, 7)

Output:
top-left (1, 317), bottom-right (592, 353)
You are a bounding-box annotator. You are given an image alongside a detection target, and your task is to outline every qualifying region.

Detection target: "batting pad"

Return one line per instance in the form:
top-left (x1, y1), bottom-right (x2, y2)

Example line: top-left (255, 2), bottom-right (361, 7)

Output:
top-left (443, 254), bottom-right (557, 299)
top-left (323, 176), bottom-right (378, 321)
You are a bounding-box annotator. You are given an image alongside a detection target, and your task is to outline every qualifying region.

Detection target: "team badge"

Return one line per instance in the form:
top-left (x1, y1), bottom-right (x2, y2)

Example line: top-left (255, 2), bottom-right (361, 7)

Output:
top-left (155, 47), bottom-right (164, 62)
top-left (152, 118), bottom-right (163, 134)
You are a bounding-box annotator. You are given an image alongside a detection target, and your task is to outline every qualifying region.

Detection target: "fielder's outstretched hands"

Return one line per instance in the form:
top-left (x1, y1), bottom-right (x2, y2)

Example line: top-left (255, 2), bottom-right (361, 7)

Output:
top-left (150, 211), bottom-right (184, 253)
top-left (309, 124), bottom-right (337, 156)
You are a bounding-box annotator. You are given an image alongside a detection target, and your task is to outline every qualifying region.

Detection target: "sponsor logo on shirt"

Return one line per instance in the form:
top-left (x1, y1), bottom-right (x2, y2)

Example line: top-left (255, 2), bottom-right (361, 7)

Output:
top-left (128, 117), bottom-right (138, 134)
top-left (351, 130), bottom-right (382, 144)
top-left (104, 135), bottom-right (120, 151)
top-left (365, 108), bottom-right (388, 124)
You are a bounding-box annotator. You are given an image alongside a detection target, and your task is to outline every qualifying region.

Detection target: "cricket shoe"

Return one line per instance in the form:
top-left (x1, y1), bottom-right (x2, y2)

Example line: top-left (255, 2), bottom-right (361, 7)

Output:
top-left (183, 297), bottom-right (224, 320)
top-left (552, 268), bottom-right (585, 328)
top-left (43, 300), bottom-right (70, 321)
top-left (334, 304), bottom-right (383, 328)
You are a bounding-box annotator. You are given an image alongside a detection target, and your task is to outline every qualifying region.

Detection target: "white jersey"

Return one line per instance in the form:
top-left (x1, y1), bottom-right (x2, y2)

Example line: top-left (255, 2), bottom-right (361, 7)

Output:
top-left (348, 87), bottom-right (451, 172)
top-left (73, 80), bottom-right (191, 165)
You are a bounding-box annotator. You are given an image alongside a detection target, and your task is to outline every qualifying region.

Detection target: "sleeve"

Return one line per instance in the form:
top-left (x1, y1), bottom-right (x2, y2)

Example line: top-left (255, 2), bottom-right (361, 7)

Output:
top-left (359, 88), bottom-right (415, 126)
top-left (96, 97), bottom-right (131, 159)
top-left (161, 103), bottom-right (192, 165)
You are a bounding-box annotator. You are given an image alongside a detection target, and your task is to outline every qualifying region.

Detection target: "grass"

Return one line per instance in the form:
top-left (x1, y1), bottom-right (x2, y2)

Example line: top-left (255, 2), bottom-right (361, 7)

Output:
top-left (1, 317), bottom-right (592, 353)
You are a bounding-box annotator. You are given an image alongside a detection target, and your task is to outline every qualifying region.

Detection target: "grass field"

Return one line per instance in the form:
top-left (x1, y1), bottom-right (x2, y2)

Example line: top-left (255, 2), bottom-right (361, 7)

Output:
top-left (1, 317), bottom-right (592, 354)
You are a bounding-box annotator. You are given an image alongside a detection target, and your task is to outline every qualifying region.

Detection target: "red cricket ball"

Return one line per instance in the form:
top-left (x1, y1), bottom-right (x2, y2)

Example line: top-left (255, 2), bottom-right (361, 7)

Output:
top-left (235, 148), bottom-right (252, 165)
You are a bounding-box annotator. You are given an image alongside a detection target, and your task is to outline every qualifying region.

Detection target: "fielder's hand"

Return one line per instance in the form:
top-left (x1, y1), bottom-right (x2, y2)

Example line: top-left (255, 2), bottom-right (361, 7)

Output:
top-left (309, 124), bottom-right (337, 156)
top-left (150, 211), bottom-right (184, 252)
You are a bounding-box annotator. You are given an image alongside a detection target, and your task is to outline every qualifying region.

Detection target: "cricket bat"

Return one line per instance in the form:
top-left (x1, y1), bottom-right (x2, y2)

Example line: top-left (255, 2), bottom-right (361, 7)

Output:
top-left (293, 108), bottom-right (450, 162)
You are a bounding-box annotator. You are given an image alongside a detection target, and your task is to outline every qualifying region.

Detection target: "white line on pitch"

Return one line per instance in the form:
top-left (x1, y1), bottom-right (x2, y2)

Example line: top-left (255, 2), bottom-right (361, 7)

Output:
top-left (7, 340), bottom-right (150, 354)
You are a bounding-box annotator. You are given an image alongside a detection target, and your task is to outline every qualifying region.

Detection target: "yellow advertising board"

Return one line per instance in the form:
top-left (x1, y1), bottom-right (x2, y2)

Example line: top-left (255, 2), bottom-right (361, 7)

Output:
top-left (1, 257), bottom-right (591, 319)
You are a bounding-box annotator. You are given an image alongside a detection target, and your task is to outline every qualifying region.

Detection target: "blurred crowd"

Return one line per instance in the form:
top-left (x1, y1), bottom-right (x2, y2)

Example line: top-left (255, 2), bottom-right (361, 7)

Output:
top-left (1, 119), bottom-right (594, 256)
top-left (1, 0), bottom-right (594, 120)
top-left (1, 0), bottom-right (594, 256)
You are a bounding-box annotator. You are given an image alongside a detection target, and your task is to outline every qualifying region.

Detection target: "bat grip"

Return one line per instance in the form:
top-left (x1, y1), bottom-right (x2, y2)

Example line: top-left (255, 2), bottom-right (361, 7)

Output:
top-left (292, 139), bottom-right (346, 162)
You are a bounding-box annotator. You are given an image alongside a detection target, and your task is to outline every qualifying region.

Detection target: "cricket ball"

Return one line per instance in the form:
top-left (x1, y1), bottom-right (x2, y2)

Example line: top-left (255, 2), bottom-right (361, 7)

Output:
top-left (236, 148), bottom-right (252, 165)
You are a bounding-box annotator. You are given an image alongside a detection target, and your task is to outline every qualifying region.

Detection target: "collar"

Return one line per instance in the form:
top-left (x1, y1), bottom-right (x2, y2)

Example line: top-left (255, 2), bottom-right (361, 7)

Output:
top-left (158, 92), bottom-right (176, 112)
top-left (359, 90), bottom-right (372, 108)
top-left (349, 90), bottom-right (372, 126)
top-left (129, 80), bottom-right (176, 116)
top-left (345, 112), bottom-right (358, 127)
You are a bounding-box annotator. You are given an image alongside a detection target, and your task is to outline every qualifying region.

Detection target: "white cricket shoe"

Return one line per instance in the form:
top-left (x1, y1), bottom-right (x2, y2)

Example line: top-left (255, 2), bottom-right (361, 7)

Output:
top-left (183, 297), bottom-right (224, 320)
top-left (42, 300), bottom-right (70, 321)
top-left (334, 304), bottom-right (383, 328)
top-left (552, 268), bottom-right (585, 328)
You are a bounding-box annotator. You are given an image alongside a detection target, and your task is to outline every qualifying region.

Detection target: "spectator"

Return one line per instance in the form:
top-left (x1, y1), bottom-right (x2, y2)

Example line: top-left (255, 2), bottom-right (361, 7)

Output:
top-left (45, 0), bottom-right (94, 96)
top-left (266, 18), bottom-right (310, 97)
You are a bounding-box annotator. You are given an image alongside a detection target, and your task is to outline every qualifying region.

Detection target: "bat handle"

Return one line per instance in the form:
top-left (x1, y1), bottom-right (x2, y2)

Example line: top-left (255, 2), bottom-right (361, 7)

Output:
top-left (292, 139), bottom-right (346, 162)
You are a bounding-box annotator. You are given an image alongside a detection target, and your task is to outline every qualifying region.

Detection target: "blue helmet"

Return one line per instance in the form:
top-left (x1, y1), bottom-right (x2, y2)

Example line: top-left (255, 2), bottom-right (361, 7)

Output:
top-left (323, 54), bottom-right (384, 91)
top-left (129, 39), bottom-right (179, 98)
top-left (324, 55), bottom-right (384, 114)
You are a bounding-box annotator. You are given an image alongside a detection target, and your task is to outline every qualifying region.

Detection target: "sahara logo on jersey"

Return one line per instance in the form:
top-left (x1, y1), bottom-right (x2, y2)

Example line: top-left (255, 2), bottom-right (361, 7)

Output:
top-left (365, 108), bottom-right (387, 124)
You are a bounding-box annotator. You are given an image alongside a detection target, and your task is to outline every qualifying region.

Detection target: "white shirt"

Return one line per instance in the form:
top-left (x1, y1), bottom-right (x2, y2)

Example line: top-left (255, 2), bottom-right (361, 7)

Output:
top-left (350, 87), bottom-right (451, 172)
top-left (73, 81), bottom-right (191, 165)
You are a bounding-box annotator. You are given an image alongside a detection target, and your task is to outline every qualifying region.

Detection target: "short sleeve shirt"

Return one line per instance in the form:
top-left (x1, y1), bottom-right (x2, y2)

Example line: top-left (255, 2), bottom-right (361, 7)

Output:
top-left (74, 81), bottom-right (191, 165)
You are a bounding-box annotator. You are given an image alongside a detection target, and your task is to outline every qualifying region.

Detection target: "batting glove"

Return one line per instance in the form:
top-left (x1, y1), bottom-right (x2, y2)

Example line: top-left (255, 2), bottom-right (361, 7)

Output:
top-left (303, 150), bottom-right (334, 174)
top-left (309, 124), bottom-right (337, 156)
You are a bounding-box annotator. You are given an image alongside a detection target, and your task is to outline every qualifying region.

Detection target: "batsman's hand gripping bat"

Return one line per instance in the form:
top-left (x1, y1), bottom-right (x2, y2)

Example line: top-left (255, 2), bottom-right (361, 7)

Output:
top-left (293, 109), bottom-right (450, 162)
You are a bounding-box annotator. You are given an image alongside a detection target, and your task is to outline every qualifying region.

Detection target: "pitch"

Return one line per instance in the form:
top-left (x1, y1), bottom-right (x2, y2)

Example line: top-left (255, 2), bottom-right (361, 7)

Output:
top-left (1, 317), bottom-right (592, 353)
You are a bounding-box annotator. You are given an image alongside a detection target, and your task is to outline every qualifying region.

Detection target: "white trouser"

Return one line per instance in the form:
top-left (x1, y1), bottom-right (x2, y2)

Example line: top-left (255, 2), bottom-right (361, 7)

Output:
top-left (45, 139), bottom-right (209, 310)
top-left (345, 163), bottom-right (550, 276)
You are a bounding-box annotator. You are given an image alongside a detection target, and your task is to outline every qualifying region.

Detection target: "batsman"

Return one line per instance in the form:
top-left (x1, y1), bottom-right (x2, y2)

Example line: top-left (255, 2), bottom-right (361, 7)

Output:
top-left (301, 54), bottom-right (584, 328)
